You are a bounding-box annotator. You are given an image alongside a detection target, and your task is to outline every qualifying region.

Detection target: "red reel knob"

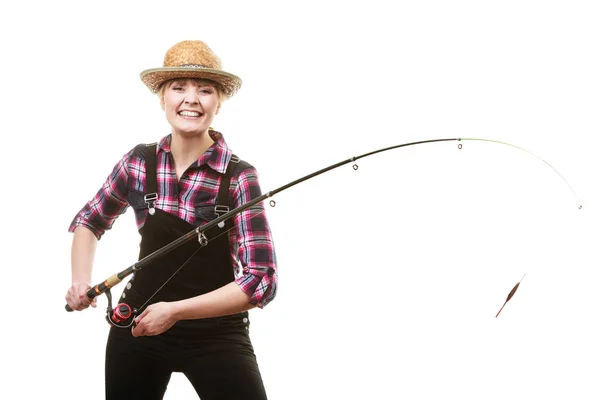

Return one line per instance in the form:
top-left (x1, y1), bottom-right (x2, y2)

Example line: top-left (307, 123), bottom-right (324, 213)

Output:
top-left (111, 303), bottom-right (132, 323)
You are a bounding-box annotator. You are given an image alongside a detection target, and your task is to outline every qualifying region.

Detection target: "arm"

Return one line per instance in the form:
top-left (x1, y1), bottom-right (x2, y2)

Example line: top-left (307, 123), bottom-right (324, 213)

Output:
top-left (131, 283), bottom-right (254, 337)
top-left (65, 149), bottom-right (134, 311)
top-left (231, 165), bottom-right (278, 309)
top-left (65, 226), bottom-right (99, 311)
top-left (133, 282), bottom-right (254, 333)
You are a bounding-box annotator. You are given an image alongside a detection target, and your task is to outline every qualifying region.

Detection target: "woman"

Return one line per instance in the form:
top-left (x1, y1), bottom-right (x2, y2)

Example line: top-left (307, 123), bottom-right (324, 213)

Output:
top-left (64, 40), bottom-right (277, 399)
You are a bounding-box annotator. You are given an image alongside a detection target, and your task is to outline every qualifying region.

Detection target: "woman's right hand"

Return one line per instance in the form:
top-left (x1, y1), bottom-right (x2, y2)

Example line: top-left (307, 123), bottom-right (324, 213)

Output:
top-left (65, 281), bottom-right (97, 311)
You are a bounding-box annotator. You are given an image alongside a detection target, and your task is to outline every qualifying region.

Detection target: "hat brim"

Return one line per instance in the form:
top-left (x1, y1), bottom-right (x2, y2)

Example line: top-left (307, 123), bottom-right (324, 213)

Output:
top-left (140, 67), bottom-right (242, 97)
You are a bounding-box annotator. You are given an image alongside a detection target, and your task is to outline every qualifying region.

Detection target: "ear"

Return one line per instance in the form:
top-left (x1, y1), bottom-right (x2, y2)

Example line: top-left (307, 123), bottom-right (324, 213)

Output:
top-left (215, 102), bottom-right (221, 115)
top-left (160, 95), bottom-right (166, 111)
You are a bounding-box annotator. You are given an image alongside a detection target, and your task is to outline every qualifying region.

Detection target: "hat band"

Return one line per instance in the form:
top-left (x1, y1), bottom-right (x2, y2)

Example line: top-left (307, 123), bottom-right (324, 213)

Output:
top-left (179, 64), bottom-right (209, 69)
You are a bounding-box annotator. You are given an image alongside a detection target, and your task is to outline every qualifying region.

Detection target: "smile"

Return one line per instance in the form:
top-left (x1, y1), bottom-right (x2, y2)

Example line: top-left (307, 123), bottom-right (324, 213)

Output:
top-left (178, 110), bottom-right (202, 117)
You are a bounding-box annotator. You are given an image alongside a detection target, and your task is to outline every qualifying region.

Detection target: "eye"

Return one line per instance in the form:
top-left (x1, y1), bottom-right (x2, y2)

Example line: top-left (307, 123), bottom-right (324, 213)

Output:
top-left (199, 88), bottom-right (214, 94)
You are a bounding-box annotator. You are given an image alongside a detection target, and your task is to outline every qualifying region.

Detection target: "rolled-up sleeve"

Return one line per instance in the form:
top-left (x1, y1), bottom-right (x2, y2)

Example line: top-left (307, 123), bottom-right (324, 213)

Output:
top-left (232, 166), bottom-right (278, 308)
top-left (68, 150), bottom-right (133, 240)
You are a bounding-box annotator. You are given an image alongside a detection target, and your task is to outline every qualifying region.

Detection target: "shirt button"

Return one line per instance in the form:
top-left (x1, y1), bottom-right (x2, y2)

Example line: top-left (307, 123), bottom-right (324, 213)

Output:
top-left (243, 317), bottom-right (248, 324)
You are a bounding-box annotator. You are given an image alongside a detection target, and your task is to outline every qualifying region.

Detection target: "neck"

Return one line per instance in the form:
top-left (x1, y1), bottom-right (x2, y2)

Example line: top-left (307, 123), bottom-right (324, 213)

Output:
top-left (170, 130), bottom-right (215, 170)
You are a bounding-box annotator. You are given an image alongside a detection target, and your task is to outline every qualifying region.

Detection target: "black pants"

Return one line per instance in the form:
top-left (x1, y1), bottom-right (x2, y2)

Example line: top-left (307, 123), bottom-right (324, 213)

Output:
top-left (105, 313), bottom-right (267, 400)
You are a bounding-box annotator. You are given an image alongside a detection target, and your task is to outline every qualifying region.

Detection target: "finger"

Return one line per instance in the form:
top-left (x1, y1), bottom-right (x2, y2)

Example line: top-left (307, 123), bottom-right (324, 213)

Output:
top-left (134, 309), bottom-right (149, 325)
top-left (66, 292), bottom-right (83, 311)
top-left (65, 293), bottom-right (74, 308)
top-left (69, 294), bottom-right (90, 311)
top-left (131, 323), bottom-right (144, 337)
top-left (75, 283), bottom-right (92, 299)
top-left (77, 287), bottom-right (89, 300)
top-left (66, 299), bottom-right (78, 311)
top-left (66, 287), bottom-right (79, 302)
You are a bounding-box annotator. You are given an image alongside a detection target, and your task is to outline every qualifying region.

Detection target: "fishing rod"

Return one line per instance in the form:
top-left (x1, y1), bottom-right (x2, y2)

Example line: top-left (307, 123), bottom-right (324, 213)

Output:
top-left (64, 137), bottom-right (581, 323)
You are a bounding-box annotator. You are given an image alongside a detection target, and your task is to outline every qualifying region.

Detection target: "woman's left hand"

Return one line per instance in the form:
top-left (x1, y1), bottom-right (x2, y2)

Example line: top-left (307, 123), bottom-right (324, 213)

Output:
top-left (131, 302), bottom-right (177, 337)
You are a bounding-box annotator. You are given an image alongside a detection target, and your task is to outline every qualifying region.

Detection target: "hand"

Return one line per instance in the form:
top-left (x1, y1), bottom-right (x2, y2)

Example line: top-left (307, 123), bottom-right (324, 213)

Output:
top-left (131, 302), bottom-right (177, 337)
top-left (65, 282), bottom-right (97, 311)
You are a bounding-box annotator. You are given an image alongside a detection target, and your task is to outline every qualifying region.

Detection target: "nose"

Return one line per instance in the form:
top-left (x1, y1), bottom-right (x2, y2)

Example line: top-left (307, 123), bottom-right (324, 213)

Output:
top-left (183, 88), bottom-right (199, 105)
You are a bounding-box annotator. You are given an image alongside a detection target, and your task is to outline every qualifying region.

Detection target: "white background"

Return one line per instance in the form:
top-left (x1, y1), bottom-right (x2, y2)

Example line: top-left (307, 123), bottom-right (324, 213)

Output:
top-left (1, 1), bottom-right (599, 399)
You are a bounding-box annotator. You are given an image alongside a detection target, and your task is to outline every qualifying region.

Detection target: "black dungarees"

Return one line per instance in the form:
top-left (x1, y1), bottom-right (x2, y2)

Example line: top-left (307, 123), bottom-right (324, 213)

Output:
top-left (105, 144), bottom-right (267, 400)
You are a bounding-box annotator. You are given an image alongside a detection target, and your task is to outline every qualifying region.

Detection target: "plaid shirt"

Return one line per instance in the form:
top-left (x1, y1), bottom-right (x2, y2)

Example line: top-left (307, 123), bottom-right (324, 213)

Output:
top-left (69, 131), bottom-right (277, 308)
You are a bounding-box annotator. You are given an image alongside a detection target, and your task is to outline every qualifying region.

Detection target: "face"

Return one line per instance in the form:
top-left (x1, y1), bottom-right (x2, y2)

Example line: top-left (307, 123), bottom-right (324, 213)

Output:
top-left (161, 79), bottom-right (221, 137)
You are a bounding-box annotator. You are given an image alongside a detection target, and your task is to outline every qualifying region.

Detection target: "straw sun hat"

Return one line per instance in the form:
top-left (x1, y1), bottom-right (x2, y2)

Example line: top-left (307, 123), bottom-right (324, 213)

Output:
top-left (140, 40), bottom-right (242, 97)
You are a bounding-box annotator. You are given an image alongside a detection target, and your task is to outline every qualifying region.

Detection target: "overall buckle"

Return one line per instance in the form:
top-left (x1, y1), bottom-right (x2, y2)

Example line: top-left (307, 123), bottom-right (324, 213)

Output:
top-left (214, 205), bottom-right (230, 228)
top-left (144, 193), bottom-right (158, 215)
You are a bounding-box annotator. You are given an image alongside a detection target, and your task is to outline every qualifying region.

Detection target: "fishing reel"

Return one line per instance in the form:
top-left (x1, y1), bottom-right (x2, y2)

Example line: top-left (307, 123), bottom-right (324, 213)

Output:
top-left (104, 289), bottom-right (137, 328)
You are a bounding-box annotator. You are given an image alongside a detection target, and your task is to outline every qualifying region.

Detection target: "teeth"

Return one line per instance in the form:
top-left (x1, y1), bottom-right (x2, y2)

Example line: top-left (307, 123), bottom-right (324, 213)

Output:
top-left (179, 111), bottom-right (201, 117)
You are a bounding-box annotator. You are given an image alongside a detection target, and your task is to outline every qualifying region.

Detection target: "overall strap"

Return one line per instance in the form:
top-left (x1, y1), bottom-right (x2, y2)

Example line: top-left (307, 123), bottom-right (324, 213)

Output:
top-left (138, 143), bottom-right (158, 215)
top-left (215, 154), bottom-right (240, 229)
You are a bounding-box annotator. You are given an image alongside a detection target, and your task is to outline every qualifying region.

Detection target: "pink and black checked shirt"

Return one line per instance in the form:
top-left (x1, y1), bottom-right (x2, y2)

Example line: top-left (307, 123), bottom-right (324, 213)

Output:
top-left (69, 131), bottom-right (277, 308)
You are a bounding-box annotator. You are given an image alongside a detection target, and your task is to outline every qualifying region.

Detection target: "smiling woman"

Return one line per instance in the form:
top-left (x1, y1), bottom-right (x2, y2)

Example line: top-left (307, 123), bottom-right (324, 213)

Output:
top-left (159, 79), bottom-right (224, 179)
top-left (64, 40), bottom-right (277, 400)
top-left (162, 80), bottom-right (220, 140)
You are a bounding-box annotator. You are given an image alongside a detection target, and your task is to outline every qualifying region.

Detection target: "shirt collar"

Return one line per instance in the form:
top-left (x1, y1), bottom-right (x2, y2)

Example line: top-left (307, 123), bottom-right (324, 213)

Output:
top-left (157, 130), bottom-right (233, 174)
